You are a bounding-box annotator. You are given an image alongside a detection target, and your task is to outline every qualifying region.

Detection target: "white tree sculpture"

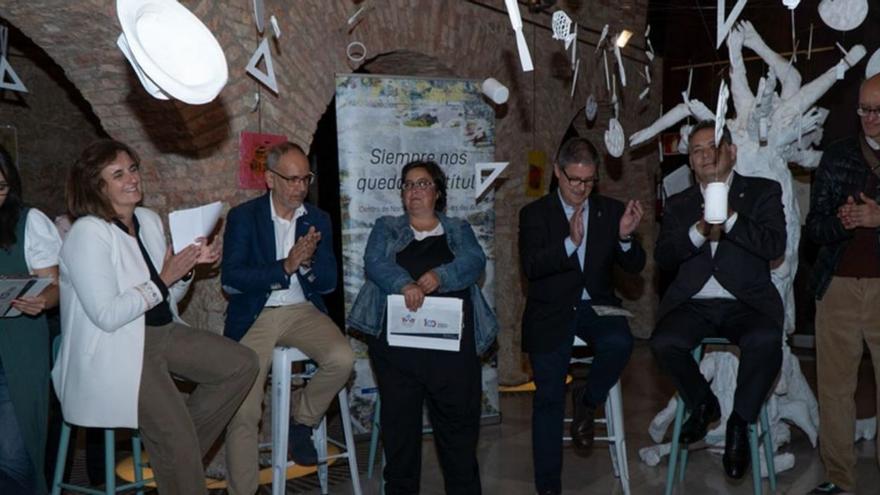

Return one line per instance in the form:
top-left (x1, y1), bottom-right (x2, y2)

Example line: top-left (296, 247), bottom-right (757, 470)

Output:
top-left (630, 20), bottom-right (869, 470)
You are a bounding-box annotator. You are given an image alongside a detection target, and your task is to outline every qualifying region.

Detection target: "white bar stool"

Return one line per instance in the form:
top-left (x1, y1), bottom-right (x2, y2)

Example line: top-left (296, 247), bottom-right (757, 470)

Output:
top-left (563, 336), bottom-right (631, 495)
top-left (271, 346), bottom-right (362, 495)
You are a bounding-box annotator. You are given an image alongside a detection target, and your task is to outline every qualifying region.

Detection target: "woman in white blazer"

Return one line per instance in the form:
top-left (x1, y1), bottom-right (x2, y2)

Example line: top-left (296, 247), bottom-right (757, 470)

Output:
top-left (52, 140), bottom-right (258, 495)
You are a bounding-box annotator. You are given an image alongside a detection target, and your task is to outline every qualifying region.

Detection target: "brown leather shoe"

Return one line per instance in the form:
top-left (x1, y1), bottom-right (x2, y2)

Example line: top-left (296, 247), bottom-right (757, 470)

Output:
top-left (571, 386), bottom-right (596, 454)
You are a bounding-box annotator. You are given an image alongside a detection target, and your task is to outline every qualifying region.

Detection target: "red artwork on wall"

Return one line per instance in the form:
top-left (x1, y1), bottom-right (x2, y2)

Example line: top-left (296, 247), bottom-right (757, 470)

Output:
top-left (239, 131), bottom-right (287, 189)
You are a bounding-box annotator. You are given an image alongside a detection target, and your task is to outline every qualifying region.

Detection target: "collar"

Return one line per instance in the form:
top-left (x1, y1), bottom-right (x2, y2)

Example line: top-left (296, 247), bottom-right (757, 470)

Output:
top-left (557, 189), bottom-right (589, 215)
top-left (269, 192), bottom-right (306, 223)
top-left (699, 170), bottom-right (734, 195)
top-left (112, 213), bottom-right (140, 236)
top-left (866, 135), bottom-right (880, 151)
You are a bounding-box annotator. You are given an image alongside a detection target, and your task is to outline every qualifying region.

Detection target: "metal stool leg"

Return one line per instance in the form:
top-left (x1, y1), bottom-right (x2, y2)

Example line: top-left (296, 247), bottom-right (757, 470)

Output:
top-left (132, 433), bottom-right (144, 495)
top-left (337, 390), bottom-right (363, 495)
top-left (272, 348), bottom-right (291, 495)
top-left (748, 423), bottom-right (762, 495)
top-left (760, 406), bottom-right (776, 492)
top-left (104, 429), bottom-right (116, 495)
top-left (367, 396), bottom-right (381, 480)
top-left (50, 422), bottom-right (72, 495)
top-left (665, 397), bottom-right (686, 495)
top-left (315, 417), bottom-right (329, 494)
top-left (607, 381), bottom-right (630, 495)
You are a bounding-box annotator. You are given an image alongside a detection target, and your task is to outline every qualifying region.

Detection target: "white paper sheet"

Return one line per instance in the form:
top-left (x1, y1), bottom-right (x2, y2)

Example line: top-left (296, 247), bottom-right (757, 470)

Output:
top-left (0, 276), bottom-right (53, 317)
top-left (663, 165), bottom-right (693, 198)
top-left (168, 201), bottom-right (223, 253)
top-left (386, 294), bottom-right (463, 351)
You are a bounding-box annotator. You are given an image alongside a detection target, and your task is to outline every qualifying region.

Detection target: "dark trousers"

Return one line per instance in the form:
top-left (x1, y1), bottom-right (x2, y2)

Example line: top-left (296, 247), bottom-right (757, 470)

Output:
top-left (528, 302), bottom-right (633, 493)
top-left (368, 333), bottom-right (482, 495)
top-left (650, 299), bottom-right (782, 422)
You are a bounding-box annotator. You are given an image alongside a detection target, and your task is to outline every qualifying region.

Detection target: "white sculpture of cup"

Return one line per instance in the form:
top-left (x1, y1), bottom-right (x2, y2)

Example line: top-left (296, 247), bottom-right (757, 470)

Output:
top-left (481, 78), bottom-right (509, 105)
top-left (704, 182), bottom-right (729, 224)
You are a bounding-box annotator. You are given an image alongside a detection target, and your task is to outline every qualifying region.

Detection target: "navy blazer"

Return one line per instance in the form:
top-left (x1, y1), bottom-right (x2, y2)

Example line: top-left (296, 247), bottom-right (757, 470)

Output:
top-left (221, 193), bottom-right (337, 341)
top-left (655, 172), bottom-right (786, 328)
top-left (519, 192), bottom-right (646, 353)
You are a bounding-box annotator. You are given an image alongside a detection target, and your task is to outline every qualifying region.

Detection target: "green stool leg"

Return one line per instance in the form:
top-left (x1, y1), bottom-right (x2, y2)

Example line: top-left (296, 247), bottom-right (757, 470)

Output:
top-left (104, 430), bottom-right (115, 495)
top-left (665, 396), bottom-right (686, 495)
top-left (678, 443), bottom-right (688, 482)
top-left (748, 423), bottom-right (762, 495)
top-left (50, 422), bottom-right (72, 495)
top-left (760, 406), bottom-right (776, 492)
top-left (367, 397), bottom-right (381, 479)
top-left (132, 433), bottom-right (144, 495)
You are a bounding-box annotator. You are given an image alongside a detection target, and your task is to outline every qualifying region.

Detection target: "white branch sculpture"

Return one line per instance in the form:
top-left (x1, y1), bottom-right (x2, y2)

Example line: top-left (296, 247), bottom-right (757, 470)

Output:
top-left (631, 20), bottom-right (873, 468)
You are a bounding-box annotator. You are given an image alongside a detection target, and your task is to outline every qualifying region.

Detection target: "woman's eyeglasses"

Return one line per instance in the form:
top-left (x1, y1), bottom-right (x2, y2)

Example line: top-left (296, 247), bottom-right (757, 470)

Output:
top-left (402, 179), bottom-right (434, 191)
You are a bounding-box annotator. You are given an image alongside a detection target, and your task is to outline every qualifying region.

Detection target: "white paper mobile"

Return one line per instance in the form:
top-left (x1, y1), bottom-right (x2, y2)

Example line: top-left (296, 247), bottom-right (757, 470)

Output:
top-left (0, 276), bottom-right (53, 318)
top-left (783, 0), bottom-right (801, 8)
top-left (0, 26), bottom-right (26, 93)
top-left (866, 48), bottom-right (880, 79)
top-left (269, 15), bottom-right (281, 39)
top-left (245, 37), bottom-right (278, 94)
top-left (386, 295), bottom-right (463, 352)
top-left (168, 201), bottom-right (223, 254)
top-left (503, 0), bottom-right (534, 72)
top-left (252, 0), bottom-right (266, 33)
top-left (613, 35), bottom-right (626, 87)
top-left (116, 0), bottom-right (229, 104)
top-left (596, 24), bottom-right (609, 53)
top-left (662, 165), bottom-right (694, 198)
top-left (714, 80), bottom-right (730, 146)
top-left (605, 118), bottom-right (625, 158)
top-left (585, 94), bottom-right (598, 122)
top-left (474, 161), bottom-right (509, 199)
top-left (818, 0), bottom-right (868, 32)
top-left (716, 0), bottom-right (748, 48)
top-left (481, 78), bottom-right (509, 105)
top-left (551, 10), bottom-right (575, 49)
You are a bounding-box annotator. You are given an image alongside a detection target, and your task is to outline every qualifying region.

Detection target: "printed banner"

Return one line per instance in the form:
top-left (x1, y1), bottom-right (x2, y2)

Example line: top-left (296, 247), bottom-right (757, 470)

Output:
top-left (335, 75), bottom-right (499, 433)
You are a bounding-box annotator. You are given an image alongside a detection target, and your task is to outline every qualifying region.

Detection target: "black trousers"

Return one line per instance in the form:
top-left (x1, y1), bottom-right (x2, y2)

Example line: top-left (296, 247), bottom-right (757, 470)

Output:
top-left (650, 299), bottom-right (782, 422)
top-left (368, 333), bottom-right (482, 495)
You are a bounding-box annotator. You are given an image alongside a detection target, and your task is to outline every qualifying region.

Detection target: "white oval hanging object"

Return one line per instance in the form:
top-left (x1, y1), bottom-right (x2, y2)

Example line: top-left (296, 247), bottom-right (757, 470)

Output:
top-left (866, 48), bottom-right (880, 79)
top-left (585, 94), bottom-right (598, 122)
top-left (818, 0), bottom-right (868, 32)
top-left (782, 0), bottom-right (800, 9)
top-left (605, 118), bottom-right (625, 158)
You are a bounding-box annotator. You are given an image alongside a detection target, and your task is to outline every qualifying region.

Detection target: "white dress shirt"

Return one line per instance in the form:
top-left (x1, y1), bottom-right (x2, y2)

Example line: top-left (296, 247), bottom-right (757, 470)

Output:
top-left (689, 172), bottom-right (738, 300)
top-left (867, 135), bottom-right (880, 151)
top-left (23, 208), bottom-right (63, 273)
top-left (265, 193), bottom-right (307, 307)
top-left (559, 191), bottom-right (631, 300)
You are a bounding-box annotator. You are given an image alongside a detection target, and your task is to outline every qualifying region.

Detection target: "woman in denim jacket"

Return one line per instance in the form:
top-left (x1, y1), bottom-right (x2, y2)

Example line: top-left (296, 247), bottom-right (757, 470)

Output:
top-left (348, 160), bottom-right (497, 494)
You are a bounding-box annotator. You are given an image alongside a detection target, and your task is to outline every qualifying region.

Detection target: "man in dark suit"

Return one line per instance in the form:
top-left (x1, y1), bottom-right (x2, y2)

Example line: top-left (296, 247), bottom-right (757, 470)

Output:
top-left (221, 142), bottom-right (354, 495)
top-left (650, 121), bottom-right (785, 480)
top-left (519, 137), bottom-right (645, 495)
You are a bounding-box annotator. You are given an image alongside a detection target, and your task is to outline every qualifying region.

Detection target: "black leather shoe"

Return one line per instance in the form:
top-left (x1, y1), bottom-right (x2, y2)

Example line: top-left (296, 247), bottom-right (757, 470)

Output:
top-left (679, 393), bottom-right (721, 444)
top-left (571, 385), bottom-right (596, 454)
top-left (722, 417), bottom-right (750, 479)
top-left (289, 422), bottom-right (318, 466)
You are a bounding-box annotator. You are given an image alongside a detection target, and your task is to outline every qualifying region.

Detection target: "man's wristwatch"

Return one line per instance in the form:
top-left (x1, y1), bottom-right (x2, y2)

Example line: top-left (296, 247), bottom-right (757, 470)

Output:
top-left (619, 234), bottom-right (634, 242)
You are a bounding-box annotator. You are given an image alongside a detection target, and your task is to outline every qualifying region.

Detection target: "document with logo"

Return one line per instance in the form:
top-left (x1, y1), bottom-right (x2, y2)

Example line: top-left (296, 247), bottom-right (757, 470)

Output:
top-left (386, 295), bottom-right (463, 351)
top-left (168, 201), bottom-right (224, 254)
top-left (0, 276), bottom-right (53, 317)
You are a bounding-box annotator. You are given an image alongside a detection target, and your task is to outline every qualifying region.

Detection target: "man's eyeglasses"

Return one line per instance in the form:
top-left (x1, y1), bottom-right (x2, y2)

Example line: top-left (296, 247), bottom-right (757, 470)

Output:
top-left (857, 106), bottom-right (880, 119)
top-left (268, 168), bottom-right (315, 187)
top-left (402, 179), bottom-right (434, 191)
top-left (561, 169), bottom-right (599, 187)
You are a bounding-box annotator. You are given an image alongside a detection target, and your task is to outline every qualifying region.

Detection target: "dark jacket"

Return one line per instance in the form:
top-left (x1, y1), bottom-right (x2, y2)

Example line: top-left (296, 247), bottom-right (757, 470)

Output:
top-left (519, 192), bottom-right (646, 353)
top-left (656, 172), bottom-right (786, 328)
top-left (221, 194), bottom-right (337, 341)
top-left (805, 136), bottom-right (880, 299)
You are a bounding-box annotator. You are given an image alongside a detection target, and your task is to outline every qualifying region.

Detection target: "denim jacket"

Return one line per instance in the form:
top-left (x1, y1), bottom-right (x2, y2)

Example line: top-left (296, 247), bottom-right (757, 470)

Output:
top-left (347, 213), bottom-right (499, 354)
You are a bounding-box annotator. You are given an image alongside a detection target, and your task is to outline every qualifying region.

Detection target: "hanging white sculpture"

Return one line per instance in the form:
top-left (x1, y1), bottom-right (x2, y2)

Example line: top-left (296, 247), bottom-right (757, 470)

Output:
top-left (630, 20), bottom-right (869, 466)
top-left (818, 0), bottom-right (869, 32)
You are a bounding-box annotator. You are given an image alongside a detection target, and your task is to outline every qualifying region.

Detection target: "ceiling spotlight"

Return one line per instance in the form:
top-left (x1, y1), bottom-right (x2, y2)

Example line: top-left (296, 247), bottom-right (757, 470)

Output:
top-left (615, 29), bottom-right (633, 48)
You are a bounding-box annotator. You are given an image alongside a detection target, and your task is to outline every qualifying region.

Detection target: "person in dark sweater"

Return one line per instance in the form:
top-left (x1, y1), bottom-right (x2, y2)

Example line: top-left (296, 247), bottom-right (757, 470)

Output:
top-left (805, 73), bottom-right (880, 495)
top-left (348, 160), bottom-right (498, 495)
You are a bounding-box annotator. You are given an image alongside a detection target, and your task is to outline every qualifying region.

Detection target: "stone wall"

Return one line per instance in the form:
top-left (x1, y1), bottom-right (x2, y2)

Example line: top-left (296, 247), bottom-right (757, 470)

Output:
top-left (1, 0), bottom-right (660, 384)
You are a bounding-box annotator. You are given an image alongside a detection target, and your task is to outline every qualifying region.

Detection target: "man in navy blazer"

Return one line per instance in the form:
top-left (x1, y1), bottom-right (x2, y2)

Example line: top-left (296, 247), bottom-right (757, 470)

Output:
top-left (221, 142), bottom-right (354, 495)
top-left (651, 122), bottom-right (785, 481)
top-left (519, 137), bottom-right (645, 495)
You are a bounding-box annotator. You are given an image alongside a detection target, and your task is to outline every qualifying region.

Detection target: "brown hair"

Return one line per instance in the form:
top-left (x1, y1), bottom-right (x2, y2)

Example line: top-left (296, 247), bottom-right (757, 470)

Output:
top-left (67, 139), bottom-right (140, 221)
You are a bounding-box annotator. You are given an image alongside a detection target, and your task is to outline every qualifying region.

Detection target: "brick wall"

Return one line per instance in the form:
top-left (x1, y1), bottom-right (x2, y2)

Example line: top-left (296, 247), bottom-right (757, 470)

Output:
top-left (2, 0), bottom-right (661, 384)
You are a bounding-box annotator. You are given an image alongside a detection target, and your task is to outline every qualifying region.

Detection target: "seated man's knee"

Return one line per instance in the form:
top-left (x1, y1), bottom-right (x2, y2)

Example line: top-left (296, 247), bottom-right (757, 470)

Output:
top-left (325, 342), bottom-right (356, 375)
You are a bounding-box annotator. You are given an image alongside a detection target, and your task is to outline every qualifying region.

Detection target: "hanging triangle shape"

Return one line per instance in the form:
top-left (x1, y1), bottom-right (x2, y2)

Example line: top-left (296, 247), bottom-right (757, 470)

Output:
top-left (474, 162), bottom-right (509, 199)
top-left (245, 37), bottom-right (278, 94)
top-left (0, 56), bottom-right (27, 93)
top-left (716, 0), bottom-right (747, 49)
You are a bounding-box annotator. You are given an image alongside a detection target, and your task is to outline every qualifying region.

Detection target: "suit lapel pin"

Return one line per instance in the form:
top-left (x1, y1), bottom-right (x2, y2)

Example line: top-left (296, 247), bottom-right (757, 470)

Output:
top-left (738, 192), bottom-right (744, 198)
top-left (597, 211), bottom-right (602, 218)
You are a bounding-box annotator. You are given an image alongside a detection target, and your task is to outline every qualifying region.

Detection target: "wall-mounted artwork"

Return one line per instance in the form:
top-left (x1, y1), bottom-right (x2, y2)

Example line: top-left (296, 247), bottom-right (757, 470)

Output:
top-left (238, 131), bottom-right (286, 190)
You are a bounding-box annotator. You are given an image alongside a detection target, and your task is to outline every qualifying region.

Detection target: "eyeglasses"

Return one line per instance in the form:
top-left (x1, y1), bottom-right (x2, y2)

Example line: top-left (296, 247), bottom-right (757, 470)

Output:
top-left (857, 106), bottom-right (880, 119)
top-left (561, 169), bottom-right (599, 187)
top-left (268, 168), bottom-right (315, 187)
top-left (402, 179), bottom-right (434, 191)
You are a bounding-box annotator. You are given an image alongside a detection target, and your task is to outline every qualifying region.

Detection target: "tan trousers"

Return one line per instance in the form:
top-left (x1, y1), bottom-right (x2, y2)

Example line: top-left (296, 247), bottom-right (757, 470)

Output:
top-left (139, 323), bottom-right (259, 495)
top-left (225, 302), bottom-right (355, 495)
top-left (815, 276), bottom-right (880, 492)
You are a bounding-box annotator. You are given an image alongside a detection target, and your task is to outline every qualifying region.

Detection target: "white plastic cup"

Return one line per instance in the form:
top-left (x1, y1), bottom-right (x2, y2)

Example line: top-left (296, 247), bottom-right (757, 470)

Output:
top-left (704, 182), bottom-right (729, 224)
top-left (481, 78), bottom-right (509, 105)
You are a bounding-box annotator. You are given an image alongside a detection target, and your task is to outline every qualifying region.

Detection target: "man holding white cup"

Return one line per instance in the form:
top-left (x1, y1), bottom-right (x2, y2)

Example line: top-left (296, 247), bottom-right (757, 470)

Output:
top-left (650, 121), bottom-right (786, 481)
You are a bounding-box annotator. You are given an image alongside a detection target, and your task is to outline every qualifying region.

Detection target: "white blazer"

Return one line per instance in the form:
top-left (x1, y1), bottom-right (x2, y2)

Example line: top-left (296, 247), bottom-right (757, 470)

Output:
top-left (52, 207), bottom-right (191, 428)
